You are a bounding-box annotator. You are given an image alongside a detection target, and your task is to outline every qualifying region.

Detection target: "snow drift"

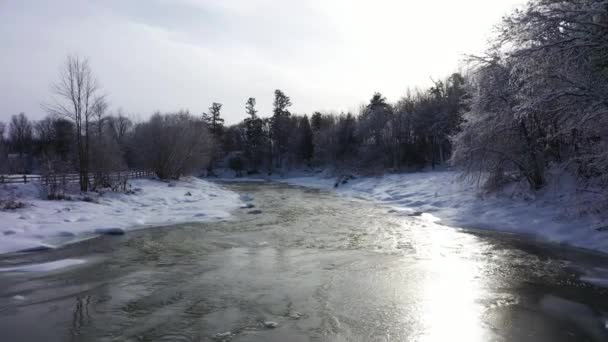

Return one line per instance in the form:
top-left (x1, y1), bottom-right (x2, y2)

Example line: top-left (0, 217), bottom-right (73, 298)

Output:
top-left (0, 177), bottom-right (242, 254)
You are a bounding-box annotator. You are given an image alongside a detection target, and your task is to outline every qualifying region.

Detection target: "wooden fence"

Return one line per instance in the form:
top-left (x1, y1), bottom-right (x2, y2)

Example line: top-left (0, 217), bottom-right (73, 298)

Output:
top-left (0, 171), bottom-right (155, 185)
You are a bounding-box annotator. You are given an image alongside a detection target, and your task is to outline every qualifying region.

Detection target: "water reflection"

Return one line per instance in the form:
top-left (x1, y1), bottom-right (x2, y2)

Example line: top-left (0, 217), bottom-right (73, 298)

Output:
top-left (411, 222), bottom-right (488, 342)
top-left (71, 295), bottom-right (92, 337)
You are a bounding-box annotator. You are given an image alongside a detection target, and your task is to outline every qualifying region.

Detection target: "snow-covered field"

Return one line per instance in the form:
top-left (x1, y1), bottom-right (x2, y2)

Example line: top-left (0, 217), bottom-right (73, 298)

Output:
top-left (280, 171), bottom-right (608, 254)
top-left (0, 177), bottom-right (243, 255)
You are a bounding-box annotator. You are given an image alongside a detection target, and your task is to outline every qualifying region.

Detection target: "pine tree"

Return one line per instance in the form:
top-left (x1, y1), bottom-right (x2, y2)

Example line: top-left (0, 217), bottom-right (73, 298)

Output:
top-left (245, 97), bottom-right (257, 120)
top-left (203, 102), bottom-right (225, 138)
top-left (271, 89), bottom-right (292, 168)
top-left (362, 92), bottom-right (392, 147)
top-left (311, 112), bottom-right (323, 131)
top-left (244, 98), bottom-right (264, 171)
top-left (202, 102), bottom-right (224, 175)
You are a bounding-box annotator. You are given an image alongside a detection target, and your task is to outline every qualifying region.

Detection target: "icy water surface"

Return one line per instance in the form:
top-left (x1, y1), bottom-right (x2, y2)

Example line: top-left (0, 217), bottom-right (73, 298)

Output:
top-left (1, 182), bottom-right (607, 341)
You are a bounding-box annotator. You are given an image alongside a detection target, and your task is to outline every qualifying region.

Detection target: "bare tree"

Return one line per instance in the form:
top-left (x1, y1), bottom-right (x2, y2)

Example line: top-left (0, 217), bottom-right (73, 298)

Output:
top-left (9, 113), bottom-right (33, 157)
top-left (106, 109), bottom-right (133, 146)
top-left (133, 111), bottom-right (211, 179)
top-left (92, 97), bottom-right (109, 140)
top-left (45, 55), bottom-right (105, 191)
top-left (8, 113), bottom-right (33, 173)
top-left (88, 97), bottom-right (125, 188)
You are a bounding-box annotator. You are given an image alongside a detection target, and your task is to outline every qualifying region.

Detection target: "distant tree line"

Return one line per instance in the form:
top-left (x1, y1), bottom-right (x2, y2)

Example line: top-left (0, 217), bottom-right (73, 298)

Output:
top-left (1, 0), bottom-right (606, 197)
top-left (221, 76), bottom-right (468, 175)
top-left (0, 56), bottom-right (213, 191)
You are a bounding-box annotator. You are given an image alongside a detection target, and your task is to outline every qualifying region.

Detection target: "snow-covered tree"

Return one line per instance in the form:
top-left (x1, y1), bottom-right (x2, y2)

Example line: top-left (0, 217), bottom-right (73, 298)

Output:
top-left (453, 0), bottom-right (608, 192)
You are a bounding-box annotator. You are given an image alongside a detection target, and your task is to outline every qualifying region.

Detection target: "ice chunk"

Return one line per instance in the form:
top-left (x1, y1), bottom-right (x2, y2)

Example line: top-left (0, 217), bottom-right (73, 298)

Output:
top-left (240, 194), bottom-right (254, 202)
top-left (213, 332), bottom-right (233, 341)
top-left (580, 276), bottom-right (608, 288)
top-left (263, 321), bottom-right (278, 328)
top-left (0, 258), bottom-right (86, 272)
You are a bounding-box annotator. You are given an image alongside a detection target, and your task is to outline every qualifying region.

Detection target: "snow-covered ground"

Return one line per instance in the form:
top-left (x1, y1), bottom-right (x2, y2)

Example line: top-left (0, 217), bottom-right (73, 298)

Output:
top-left (279, 171), bottom-right (608, 254)
top-left (0, 177), bottom-right (243, 255)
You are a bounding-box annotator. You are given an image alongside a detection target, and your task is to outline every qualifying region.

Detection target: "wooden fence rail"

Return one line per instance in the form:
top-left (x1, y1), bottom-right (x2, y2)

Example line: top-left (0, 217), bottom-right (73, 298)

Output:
top-left (0, 171), bottom-right (155, 185)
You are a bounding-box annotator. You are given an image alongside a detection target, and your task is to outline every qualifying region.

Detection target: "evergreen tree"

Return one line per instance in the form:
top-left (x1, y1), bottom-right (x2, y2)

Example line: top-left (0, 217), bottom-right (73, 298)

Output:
top-left (311, 111), bottom-right (323, 131)
top-left (336, 113), bottom-right (357, 161)
top-left (361, 92), bottom-right (392, 148)
top-left (271, 89), bottom-right (292, 167)
top-left (203, 102), bottom-right (225, 138)
top-left (299, 115), bottom-right (314, 162)
top-left (244, 97), bottom-right (264, 171)
top-left (245, 97), bottom-right (257, 120)
top-left (203, 102), bottom-right (224, 175)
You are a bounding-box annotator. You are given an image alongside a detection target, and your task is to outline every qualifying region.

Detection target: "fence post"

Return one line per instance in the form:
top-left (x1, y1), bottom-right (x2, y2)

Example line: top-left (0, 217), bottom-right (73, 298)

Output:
top-left (23, 175), bottom-right (27, 184)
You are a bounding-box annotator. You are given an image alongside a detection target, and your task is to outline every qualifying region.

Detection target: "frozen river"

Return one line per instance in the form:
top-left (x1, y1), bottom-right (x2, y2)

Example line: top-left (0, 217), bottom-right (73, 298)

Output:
top-left (1, 182), bottom-right (607, 341)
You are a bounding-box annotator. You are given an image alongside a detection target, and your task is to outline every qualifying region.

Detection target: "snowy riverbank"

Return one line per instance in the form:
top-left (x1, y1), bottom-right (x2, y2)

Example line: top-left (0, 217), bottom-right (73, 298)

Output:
top-left (0, 177), bottom-right (243, 255)
top-left (279, 171), bottom-right (608, 254)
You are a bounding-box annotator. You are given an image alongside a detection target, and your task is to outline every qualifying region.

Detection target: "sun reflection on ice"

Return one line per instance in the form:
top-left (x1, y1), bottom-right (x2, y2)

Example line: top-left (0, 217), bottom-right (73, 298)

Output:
top-left (412, 222), bottom-right (488, 342)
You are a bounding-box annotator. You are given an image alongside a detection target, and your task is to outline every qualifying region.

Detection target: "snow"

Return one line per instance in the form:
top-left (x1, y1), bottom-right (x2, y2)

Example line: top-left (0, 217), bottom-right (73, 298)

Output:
top-left (3, 170), bottom-right (606, 255)
top-left (279, 171), bottom-right (608, 254)
top-left (580, 277), bottom-right (608, 288)
top-left (0, 177), bottom-right (243, 255)
top-left (578, 266), bottom-right (608, 288)
top-left (0, 258), bottom-right (86, 272)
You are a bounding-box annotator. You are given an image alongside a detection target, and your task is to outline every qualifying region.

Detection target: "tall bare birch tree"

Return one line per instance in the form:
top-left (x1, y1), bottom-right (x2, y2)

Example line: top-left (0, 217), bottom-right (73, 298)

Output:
top-left (45, 55), bottom-right (105, 191)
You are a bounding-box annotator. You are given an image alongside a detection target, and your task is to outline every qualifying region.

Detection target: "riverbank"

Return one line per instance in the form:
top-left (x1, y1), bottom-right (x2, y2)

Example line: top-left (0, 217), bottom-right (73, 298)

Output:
top-left (277, 171), bottom-right (608, 254)
top-left (0, 177), bottom-right (243, 254)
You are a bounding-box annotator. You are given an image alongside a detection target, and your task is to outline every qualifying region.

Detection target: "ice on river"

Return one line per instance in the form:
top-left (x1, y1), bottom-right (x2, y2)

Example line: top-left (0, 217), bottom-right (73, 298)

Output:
top-left (0, 177), bottom-right (243, 255)
top-left (0, 258), bottom-right (86, 272)
top-left (281, 171), bottom-right (608, 254)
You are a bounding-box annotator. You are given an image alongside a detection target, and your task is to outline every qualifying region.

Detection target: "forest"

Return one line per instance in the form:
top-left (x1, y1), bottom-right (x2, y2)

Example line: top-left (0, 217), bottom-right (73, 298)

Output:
top-left (1, 0), bottom-right (607, 197)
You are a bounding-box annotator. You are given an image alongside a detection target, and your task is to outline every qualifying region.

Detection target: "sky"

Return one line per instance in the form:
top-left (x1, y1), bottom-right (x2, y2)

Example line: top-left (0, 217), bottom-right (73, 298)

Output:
top-left (0, 0), bottom-right (523, 124)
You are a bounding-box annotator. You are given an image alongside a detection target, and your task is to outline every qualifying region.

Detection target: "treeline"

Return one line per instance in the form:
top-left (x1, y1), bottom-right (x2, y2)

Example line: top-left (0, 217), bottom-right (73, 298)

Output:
top-left (0, 73), bottom-right (468, 190)
top-left (0, 107), bottom-right (216, 190)
top-left (221, 75), bottom-right (467, 175)
top-left (2, 0), bottom-right (606, 196)
top-left (0, 57), bottom-right (215, 191)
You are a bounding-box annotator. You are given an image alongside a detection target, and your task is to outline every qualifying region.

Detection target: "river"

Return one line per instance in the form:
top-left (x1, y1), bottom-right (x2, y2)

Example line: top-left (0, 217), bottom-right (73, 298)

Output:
top-left (1, 182), bottom-right (607, 341)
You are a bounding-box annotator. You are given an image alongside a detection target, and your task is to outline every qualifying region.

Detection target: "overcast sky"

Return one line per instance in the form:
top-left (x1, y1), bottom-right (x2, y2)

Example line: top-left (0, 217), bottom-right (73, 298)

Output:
top-left (0, 0), bottom-right (523, 124)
